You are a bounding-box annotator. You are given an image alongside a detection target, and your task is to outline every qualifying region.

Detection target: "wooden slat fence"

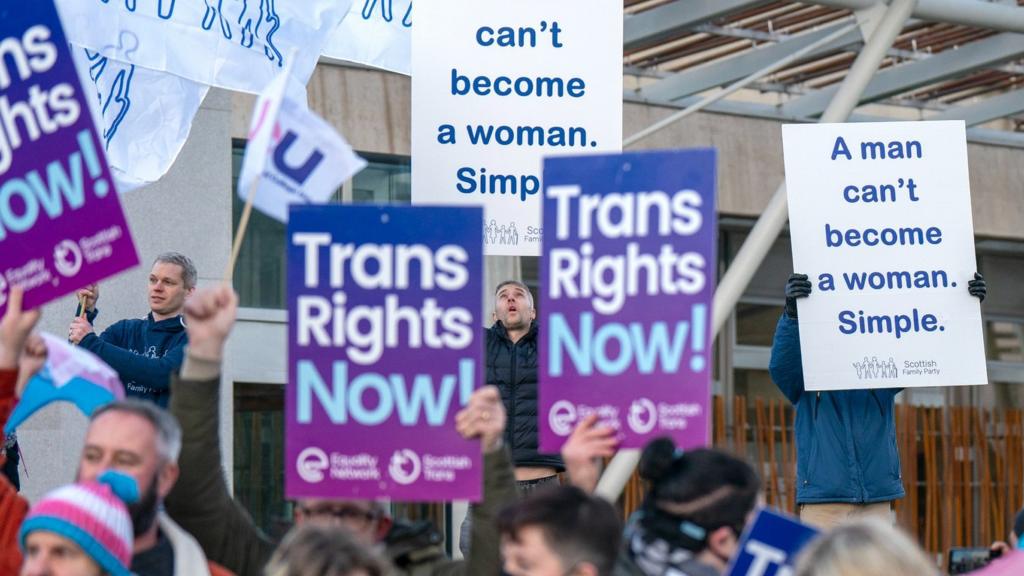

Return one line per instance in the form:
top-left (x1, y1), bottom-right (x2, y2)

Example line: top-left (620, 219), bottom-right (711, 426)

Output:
top-left (618, 397), bottom-right (1024, 556)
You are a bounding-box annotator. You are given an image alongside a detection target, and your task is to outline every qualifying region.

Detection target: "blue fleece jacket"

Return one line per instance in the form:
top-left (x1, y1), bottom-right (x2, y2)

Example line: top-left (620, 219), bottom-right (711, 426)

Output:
top-left (768, 314), bottom-right (904, 504)
top-left (78, 308), bottom-right (188, 408)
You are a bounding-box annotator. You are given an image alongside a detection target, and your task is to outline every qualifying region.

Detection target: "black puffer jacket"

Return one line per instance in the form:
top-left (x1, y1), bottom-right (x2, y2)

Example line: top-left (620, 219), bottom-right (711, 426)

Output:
top-left (486, 321), bottom-right (563, 471)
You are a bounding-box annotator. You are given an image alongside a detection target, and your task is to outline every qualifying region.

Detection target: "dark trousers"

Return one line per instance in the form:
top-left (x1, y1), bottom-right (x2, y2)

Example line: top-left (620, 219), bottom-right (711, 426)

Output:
top-left (458, 474), bottom-right (560, 556)
top-left (3, 441), bottom-right (20, 492)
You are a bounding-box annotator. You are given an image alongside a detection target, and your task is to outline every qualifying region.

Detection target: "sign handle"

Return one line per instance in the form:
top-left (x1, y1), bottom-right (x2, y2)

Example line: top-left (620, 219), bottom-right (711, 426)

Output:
top-left (223, 178), bottom-right (260, 283)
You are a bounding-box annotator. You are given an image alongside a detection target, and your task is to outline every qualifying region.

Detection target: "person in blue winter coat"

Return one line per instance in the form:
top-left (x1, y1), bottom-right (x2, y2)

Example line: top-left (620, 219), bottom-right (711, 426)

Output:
top-left (68, 253), bottom-right (196, 408)
top-left (769, 271), bottom-right (986, 529)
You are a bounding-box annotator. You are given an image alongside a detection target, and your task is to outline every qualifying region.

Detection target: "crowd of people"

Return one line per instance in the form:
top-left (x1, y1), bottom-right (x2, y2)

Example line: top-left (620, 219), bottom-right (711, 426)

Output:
top-left (0, 254), bottom-right (1019, 576)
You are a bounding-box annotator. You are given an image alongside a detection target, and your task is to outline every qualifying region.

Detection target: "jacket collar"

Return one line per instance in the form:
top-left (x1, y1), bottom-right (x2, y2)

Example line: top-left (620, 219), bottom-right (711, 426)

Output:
top-left (146, 313), bottom-right (187, 332)
top-left (491, 320), bottom-right (539, 343)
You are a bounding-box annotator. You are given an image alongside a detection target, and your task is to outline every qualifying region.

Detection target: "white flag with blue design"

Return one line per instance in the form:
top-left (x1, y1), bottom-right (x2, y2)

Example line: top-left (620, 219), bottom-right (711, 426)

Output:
top-left (72, 48), bottom-right (209, 192)
top-left (323, 0), bottom-right (411, 75)
top-left (56, 0), bottom-right (354, 93)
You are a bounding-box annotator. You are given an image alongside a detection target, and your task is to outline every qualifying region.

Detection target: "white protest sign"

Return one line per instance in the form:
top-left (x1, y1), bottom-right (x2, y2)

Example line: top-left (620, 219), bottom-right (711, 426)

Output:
top-left (56, 0), bottom-right (352, 94)
top-left (323, 0), bottom-right (411, 75)
top-left (782, 121), bottom-right (986, 391)
top-left (411, 0), bottom-right (622, 256)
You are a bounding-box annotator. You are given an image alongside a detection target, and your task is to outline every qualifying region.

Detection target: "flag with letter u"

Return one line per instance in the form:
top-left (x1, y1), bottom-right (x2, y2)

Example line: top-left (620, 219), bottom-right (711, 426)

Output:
top-left (238, 71), bottom-right (367, 222)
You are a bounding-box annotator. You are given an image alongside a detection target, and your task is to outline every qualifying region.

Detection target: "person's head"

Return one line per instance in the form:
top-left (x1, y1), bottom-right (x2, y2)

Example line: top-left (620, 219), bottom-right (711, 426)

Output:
top-left (794, 517), bottom-right (938, 576)
top-left (499, 486), bottom-right (621, 576)
top-left (20, 471), bottom-right (138, 576)
top-left (264, 524), bottom-right (392, 576)
top-left (292, 499), bottom-right (392, 546)
top-left (633, 440), bottom-right (760, 569)
top-left (493, 280), bottom-right (535, 333)
top-left (78, 401), bottom-right (182, 540)
top-left (148, 252), bottom-right (196, 320)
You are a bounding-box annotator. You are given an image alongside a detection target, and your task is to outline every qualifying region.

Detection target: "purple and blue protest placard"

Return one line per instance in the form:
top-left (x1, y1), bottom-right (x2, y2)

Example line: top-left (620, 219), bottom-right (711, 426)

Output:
top-left (725, 508), bottom-right (819, 576)
top-left (286, 204), bottom-right (484, 501)
top-left (0, 0), bottom-right (139, 314)
top-left (540, 149), bottom-right (717, 451)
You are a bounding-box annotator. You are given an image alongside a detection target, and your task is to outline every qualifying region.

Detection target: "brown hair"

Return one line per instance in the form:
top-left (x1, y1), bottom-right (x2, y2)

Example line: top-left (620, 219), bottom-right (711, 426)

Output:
top-left (264, 524), bottom-right (392, 576)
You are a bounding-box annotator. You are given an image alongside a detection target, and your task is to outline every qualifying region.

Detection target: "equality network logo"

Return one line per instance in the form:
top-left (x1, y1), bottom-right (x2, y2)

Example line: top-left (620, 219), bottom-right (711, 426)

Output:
top-left (852, 356), bottom-right (899, 380)
top-left (388, 449), bottom-right (422, 485)
top-left (548, 400), bottom-right (577, 436)
top-left (296, 447), bottom-right (330, 483)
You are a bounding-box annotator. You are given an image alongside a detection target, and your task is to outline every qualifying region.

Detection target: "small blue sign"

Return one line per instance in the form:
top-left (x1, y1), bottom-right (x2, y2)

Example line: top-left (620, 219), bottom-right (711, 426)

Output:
top-left (726, 508), bottom-right (819, 576)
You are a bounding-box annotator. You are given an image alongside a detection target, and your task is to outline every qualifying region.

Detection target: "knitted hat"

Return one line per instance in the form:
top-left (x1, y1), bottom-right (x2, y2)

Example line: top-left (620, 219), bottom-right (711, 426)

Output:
top-left (19, 471), bottom-right (139, 576)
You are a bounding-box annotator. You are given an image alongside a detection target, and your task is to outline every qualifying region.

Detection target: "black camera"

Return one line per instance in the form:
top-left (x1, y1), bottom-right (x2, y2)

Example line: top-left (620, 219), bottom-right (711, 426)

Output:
top-left (948, 547), bottom-right (1003, 575)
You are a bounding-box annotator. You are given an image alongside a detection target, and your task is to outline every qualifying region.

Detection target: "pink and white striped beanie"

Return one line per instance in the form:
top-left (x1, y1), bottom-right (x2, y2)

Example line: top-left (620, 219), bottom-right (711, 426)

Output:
top-left (19, 471), bottom-right (139, 576)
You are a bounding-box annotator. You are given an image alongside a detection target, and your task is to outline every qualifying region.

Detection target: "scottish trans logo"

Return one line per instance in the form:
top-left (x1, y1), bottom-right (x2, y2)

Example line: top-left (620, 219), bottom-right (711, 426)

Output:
top-left (627, 398), bottom-right (657, 435)
top-left (388, 449), bottom-right (421, 485)
top-left (54, 241), bottom-right (83, 278)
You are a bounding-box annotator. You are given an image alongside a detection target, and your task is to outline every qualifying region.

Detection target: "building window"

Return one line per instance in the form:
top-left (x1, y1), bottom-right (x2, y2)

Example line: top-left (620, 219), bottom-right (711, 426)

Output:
top-left (352, 153), bottom-right (411, 204)
top-left (986, 319), bottom-right (1024, 363)
top-left (231, 142), bottom-right (411, 309)
top-left (735, 302), bottom-right (784, 347)
top-left (233, 383), bottom-right (290, 538)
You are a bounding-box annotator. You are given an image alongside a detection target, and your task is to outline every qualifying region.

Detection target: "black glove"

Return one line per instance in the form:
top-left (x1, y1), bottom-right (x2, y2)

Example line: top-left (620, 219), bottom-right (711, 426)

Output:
top-left (784, 273), bottom-right (812, 319)
top-left (968, 272), bottom-right (986, 302)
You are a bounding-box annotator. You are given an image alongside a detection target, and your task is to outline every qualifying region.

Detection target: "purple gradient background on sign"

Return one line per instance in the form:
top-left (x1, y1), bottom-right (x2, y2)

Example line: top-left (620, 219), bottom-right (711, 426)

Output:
top-left (540, 150), bottom-right (717, 451)
top-left (0, 1), bottom-right (139, 314)
top-left (286, 204), bottom-right (484, 502)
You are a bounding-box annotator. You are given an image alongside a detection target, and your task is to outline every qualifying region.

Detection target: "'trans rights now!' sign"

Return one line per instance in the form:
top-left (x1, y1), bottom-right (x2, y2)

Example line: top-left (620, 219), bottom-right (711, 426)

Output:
top-left (782, 121), bottom-right (986, 391)
top-left (540, 150), bottom-right (717, 451)
top-left (286, 204), bottom-right (484, 502)
top-left (0, 0), bottom-right (139, 314)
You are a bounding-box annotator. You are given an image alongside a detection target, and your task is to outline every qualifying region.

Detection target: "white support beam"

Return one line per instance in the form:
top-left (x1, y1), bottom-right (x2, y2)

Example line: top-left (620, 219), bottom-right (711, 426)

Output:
top-left (931, 88), bottom-right (1024, 126)
top-left (782, 32), bottom-right (1024, 118)
top-left (640, 20), bottom-right (862, 102)
top-left (806, 0), bottom-right (1024, 34)
top-left (624, 0), bottom-right (770, 52)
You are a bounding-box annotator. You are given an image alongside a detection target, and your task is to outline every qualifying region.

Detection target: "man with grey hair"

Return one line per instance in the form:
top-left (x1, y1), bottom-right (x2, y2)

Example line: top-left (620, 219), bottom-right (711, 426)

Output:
top-left (487, 280), bottom-right (562, 484)
top-left (78, 399), bottom-right (232, 576)
top-left (69, 252), bottom-right (197, 407)
top-left (458, 280), bottom-right (563, 555)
